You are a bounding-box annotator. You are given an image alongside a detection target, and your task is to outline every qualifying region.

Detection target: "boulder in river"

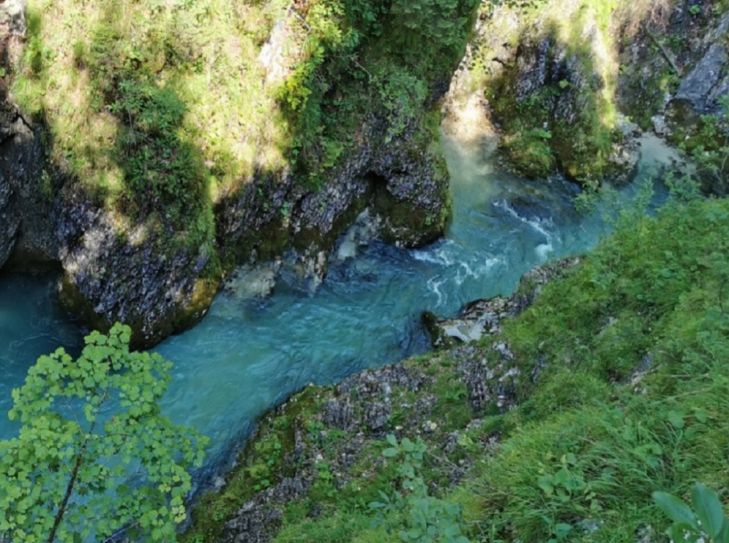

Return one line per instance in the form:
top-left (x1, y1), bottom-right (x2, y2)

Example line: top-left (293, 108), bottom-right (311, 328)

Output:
top-left (423, 257), bottom-right (580, 349)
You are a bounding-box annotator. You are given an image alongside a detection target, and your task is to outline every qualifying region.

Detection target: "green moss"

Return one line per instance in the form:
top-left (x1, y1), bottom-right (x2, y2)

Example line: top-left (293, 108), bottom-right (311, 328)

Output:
top-left (182, 386), bottom-right (324, 542)
top-left (667, 104), bottom-right (729, 195)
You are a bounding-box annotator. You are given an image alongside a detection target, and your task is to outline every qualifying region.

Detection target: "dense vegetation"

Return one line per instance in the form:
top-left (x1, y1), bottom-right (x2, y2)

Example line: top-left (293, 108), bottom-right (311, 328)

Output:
top-left (11, 0), bottom-right (478, 258)
top-left (0, 324), bottom-right (207, 542)
top-left (184, 185), bottom-right (729, 541)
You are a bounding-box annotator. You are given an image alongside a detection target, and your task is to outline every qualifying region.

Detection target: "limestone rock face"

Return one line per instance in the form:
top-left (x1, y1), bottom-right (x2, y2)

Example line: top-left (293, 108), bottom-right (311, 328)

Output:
top-left (670, 13), bottom-right (729, 118)
top-left (0, 94), bottom-right (49, 268)
top-left (0, 0), bottom-right (31, 268)
top-left (56, 185), bottom-right (216, 347)
top-left (0, 0), bottom-right (451, 346)
top-left (0, 155), bottom-right (18, 267)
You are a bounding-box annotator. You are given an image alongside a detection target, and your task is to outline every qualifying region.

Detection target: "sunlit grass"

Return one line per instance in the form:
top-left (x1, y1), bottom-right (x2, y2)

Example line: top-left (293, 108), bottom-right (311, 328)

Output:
top-left (12, 0), bottom-right (295, 220)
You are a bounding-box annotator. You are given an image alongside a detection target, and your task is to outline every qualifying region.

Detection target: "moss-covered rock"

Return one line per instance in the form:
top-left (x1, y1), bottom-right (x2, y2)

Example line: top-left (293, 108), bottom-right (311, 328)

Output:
top-left (1, 0), bottom-right (478, 344)
top-left (447, 0), bottom-right (727, 187)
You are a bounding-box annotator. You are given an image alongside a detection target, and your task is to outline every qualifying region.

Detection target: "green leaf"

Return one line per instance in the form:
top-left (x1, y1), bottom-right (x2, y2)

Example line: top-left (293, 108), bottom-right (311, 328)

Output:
top-left (538, 475), bottom-right (554, 496)
top-left (691, 484), bottom-right (725, 537)
top-left (653, 491), bottom-right (699, 529)
top-left (717, 521), bottom-right (729, 543)
top-left (668, 411), bottom-right (685, 430)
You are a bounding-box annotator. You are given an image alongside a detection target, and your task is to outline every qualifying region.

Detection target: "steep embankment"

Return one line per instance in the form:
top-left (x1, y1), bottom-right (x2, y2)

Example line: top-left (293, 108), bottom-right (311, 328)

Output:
top-left (0, 0), bottom-right (478, 345)
top-left (184, 193), bottom-right (729, 543)
top-left (446, 0), bottom-right (728, 187)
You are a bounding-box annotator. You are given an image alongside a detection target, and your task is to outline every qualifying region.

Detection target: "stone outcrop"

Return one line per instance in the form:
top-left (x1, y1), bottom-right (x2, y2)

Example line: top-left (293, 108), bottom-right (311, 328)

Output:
top-left (218, 115), bottom-right (448, 261)
top-left (668, 12), bottom-right (729, 119)
top-left (55, 185), bottom-right (217, 346)
top-left (445, 2), bottom-right (646, 184)
top-left (0, 103), bottom-right (20, 267)
top-left (423, 257), bottom-right (580, 349)
top-left (0, 0), bottom-right (40, 269)
top-left (0, 1), bottom-right (451, 346)
top-left (446, 1), bottom-right (728, 185)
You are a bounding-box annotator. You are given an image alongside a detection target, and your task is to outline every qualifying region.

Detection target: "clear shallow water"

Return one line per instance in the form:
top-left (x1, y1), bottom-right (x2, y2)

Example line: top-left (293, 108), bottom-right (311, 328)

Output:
top-left (0, 133), bottom-right (677, 478)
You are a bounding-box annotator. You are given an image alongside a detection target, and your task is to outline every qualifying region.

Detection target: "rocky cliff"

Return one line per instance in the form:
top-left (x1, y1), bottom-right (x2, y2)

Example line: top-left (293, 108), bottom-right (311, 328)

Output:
top-left (445, 0), bottom-right (728, 186)
top-left (0, 0), bottom-right (475, 345)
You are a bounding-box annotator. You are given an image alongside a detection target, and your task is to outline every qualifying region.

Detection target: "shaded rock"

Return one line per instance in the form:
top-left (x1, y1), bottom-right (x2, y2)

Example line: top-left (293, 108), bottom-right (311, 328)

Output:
top-left (669, 13), bottom-right (729, 119)
top-left (56, 187), bottom-right (217, 347)
top-left (458, 342), bottom-right (520, 413)
top-left (364, 401), bottom-right (391, 432)
top-left (0, 0), bottom-right (25, 38)
top-left (674, 42), bottom-right (728, 114)
top-left (0, 163), bottom-right (17, 267)
top-left (323, 399), bottom-right (354, 431)
top-left (224, 501), bottom-right (282, 543)
top-left (0, 98), bottom-right (46, 269)
top-left (222, 475), bottom-right (308, 543)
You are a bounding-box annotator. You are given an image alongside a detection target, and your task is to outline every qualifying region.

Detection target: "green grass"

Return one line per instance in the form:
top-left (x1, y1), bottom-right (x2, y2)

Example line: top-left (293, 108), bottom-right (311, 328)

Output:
top-left (189, 194), bottom-right (729, 542)
top-left (451, 196), bottom-right (729, 541)
top-left (13, 0), bottom-right (292, 249)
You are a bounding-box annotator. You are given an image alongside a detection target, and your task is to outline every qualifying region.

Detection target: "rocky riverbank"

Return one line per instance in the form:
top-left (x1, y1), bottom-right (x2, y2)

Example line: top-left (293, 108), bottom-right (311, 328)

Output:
top-left (184, 190), bottom-right (729, 541)
top-left (182, 257), bottom-right (575, 542)
top-left (0, 0), bottom-right (471, 346)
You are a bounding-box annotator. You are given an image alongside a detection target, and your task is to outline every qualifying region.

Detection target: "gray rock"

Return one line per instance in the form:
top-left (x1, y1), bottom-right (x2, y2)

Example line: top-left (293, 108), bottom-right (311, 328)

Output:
top-left (673, 42), bottom-right (729, 115)
top-left (0, 166), bottom-right (17, 267)
top-left (425, 257), bottom-right (580, 348)
top-left (323, 399), bottom-right (354, 431)
top-left (0, 99), bottom-right (46, 269)
top-left (652, 115), bottom-right (669, 137)
top-left (56, 186), bottom-right (214, 346)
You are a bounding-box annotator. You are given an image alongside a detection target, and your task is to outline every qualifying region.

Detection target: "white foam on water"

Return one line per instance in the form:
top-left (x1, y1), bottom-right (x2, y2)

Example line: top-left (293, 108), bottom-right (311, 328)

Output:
top-left (411, 240), bottom-right (457, 267)
top-left (426, 276), bottom-right (447, 307)
top-left (495, 199), bottom-right (556, 260)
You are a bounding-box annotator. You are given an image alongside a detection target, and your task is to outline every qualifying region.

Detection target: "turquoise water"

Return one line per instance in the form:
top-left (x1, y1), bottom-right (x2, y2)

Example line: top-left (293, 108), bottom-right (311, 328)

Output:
top-left (0, 134), bottom-right (676, 478)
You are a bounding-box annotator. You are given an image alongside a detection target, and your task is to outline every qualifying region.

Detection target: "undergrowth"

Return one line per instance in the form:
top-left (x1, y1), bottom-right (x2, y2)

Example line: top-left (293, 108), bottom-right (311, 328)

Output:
top-left (187, 192), bottom-right (729, 542)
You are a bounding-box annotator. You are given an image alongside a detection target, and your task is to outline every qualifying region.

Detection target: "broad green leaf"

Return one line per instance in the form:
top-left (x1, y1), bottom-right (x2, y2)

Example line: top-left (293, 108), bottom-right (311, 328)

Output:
top-left (653, 491), bottom-right (699, 529)
top-left (691, 483), bottom-right (726, 537)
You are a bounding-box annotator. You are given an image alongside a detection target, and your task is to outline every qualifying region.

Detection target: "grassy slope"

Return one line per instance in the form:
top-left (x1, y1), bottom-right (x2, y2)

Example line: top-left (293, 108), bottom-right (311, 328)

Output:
top-left (186, 194), bottom-right (729, 542)
top-left (13, 0), bottom-right (291, 248)
top-left (10, 0), bottom-right (478, 260)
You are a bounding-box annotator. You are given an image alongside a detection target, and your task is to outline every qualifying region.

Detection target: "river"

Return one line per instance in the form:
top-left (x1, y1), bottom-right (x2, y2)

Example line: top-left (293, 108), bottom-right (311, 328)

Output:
top-left (0, 131), bottom-right (677, 480)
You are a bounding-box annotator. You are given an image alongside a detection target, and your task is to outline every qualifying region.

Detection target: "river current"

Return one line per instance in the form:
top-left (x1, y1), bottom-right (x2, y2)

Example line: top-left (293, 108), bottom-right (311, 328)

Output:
top-left (0, 132), bottom-right (677, 479)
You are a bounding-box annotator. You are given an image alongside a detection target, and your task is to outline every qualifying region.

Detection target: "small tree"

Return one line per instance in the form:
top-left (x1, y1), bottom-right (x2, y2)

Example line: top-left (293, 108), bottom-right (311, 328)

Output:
top-left (0, 323), bottom-right (208, 543)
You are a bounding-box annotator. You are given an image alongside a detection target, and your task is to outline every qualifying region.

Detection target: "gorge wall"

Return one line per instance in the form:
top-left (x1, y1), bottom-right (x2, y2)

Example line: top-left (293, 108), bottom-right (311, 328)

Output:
top-left (0, 0), bottom-right (478, 346)
top-left (0, 0), bottom-right (726, 347)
